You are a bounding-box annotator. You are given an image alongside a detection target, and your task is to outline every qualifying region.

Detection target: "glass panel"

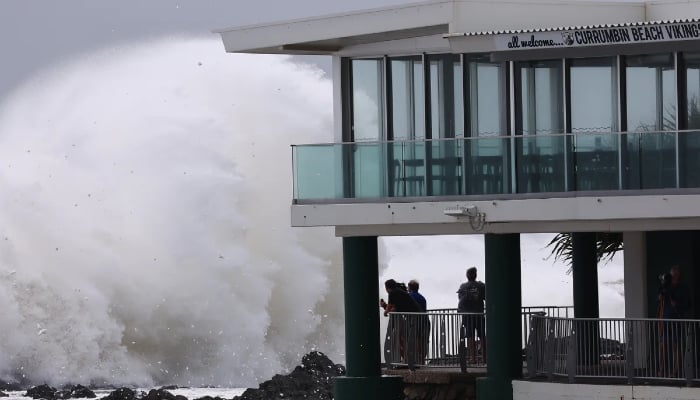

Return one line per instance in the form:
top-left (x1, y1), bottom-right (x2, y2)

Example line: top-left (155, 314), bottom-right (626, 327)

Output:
top-left (516, 60), bottom-right (564, 192)
top-left (517, 135), bottom-right (566, 193)
top-left (393, 141), bottom-right (426, 197)
top-left (293, 145), bottom-right (343, 200)
top-left (428, 55), bottom-right (463, 139)
top-left (391, 58), bottom-right (425, 140)
top-left (683, 52), bottom-right (700, 188)
top-left (352, 59), bottom-right (384, 141)
top-left (624, 131), bottom-right (677, 189)
top-left (454, 61), bottom-right (465, 138)
top-left (464, 136), bottom-right (510, 195)
top-left (570, 58), bottom-right (618, 190)
top-left (429, 140), bottom-right (462, 196)
top-left (468, 56), bottom-right (504, 137)
top-left (626, 54), bottom-right (675, 131)
top-left (625, 54), bottom-right (676, 189)
top-left (353, 142), bottom-right (387, 198)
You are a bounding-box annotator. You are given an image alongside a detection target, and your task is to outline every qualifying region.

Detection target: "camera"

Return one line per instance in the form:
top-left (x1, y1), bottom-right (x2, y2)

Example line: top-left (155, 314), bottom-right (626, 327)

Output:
top-left (659, 272), bottom-right (672, 290)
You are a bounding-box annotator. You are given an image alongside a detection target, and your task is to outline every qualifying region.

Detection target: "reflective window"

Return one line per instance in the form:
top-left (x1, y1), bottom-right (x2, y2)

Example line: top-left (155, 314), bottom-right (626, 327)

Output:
top-left (390, 58), bottom-right (425, 140)
top-left (570, 57), bottom-right (619, 191)
top-left (682, 52), bottom-right (700, 187)
top-left (626, 54), bottom-right (675, 131)
top-left (428, 55), bottom-right (463, 139)
top-left (516, 60), bottom-right (565, 193)
top-left (351, 59), bottom-right (384, 141)
top-left (625, 54), bottom-right (676, 189)
top-left (467, 56), bottom-right (504, 137)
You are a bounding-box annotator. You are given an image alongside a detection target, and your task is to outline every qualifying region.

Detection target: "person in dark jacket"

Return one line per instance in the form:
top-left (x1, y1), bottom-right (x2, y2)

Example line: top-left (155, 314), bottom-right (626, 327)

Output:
top-left (457, 267), bottom-right (486, 366)
top-left (380, 279), bottom-right (420, 368)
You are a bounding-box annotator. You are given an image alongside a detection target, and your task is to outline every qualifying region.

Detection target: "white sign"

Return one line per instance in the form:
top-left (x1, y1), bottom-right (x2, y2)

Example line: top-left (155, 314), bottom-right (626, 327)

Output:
top-left (494, 21), bottom-right (700, 51)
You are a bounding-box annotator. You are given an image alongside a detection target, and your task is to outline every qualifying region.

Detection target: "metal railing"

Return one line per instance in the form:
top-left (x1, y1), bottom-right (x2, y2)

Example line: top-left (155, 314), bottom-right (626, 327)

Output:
top-left (292, 130), bottom-right (700, 201)
top-left (384, 306), bottom-right (572, 370)
top-left (527, 315), bottom-right (700, 384)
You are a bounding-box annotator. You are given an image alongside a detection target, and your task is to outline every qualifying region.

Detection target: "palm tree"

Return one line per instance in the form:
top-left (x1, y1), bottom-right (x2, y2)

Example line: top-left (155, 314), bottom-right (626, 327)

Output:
top-left (546, 232), bottom-right (623, 269)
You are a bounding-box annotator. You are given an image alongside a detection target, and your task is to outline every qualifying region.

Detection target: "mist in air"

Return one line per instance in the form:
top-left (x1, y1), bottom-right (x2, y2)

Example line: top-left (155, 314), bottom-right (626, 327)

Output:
top-left (0, 37), bottom-right (623, 388)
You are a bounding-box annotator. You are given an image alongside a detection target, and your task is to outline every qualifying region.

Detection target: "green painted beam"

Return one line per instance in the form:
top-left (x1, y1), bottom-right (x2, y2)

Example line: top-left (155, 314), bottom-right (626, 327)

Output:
top-left (477, 233), bottom-right (522, 400)
top-left (334, 236), bottom-right (403, 400)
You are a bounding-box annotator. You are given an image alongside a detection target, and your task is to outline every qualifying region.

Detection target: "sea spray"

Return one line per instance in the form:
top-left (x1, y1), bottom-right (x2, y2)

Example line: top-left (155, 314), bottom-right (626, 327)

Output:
top-left (0, 37), bottom-right (343, 387)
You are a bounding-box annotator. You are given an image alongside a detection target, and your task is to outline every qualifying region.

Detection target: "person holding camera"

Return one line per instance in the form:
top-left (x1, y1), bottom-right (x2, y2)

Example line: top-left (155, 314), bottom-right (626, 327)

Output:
top-left (657, 265), bottom-right (687, 377)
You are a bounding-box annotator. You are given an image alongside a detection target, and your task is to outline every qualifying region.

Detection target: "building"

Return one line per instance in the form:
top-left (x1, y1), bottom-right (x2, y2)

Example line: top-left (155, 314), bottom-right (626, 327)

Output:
top-left (217, 1), bottom-right (700, 399)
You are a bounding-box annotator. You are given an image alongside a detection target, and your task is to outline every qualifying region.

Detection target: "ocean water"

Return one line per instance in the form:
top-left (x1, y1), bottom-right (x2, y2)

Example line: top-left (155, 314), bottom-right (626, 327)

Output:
top-left (0, 37), bottom-right (344, 388)
top-left (3, 388), bottom-right (246, 400)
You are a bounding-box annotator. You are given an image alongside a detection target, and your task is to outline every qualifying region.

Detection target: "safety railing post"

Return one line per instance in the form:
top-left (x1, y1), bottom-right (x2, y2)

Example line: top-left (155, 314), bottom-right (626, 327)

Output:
top-left (545, 319), bottom-right (556, 380)
top-left (626, 320), bottom-right (635, 384)
top-left (526, 316), bottom-right (538, 378)
top-left (685, 322), bottom-right (695, 386)
top-left (567, 320), bottom-right (577, 383)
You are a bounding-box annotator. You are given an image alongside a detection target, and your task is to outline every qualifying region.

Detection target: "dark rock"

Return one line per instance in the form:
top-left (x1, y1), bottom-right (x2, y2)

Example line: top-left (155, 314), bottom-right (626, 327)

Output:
top-left (233, 351), bottom-right (345, 400)
top-left (0, 392), bottom-right (8, 397)
top-left (103, 388), bottom-right (138, 400)
top-left (26, 384), bottom-right (58, 399)
top-left (143, 388), bottom-right (181, 400)
top-left (62, 385), bottom-right (96, 399)
top-left (193, 396), bottom-right (224, 400)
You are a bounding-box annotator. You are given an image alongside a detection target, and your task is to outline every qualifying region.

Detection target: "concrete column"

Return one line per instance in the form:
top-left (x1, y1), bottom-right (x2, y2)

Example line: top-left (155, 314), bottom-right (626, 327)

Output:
top-left (623, 231), bottom-right (648, 369)
top-left (477, 233), bottom-right (522, 400)
top-left (334, 237), bottom-right (403, 400)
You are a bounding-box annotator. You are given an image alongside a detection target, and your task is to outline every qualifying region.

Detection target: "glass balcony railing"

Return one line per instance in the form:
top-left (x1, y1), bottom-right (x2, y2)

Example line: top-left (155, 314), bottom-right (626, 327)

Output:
top-left (291, 130), bottom-right (700, 202)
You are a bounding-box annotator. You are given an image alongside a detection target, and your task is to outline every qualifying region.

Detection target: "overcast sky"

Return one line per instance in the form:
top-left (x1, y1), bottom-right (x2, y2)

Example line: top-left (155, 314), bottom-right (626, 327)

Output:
top-left (0, 0), bottom-right (414, 95)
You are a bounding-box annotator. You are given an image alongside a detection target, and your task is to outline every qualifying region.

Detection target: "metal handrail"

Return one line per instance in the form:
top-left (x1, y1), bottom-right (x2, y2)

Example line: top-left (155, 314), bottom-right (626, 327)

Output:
top-left (384, 306), bottom-right (573, 371)
top-left (527, 315), bottom-right (700, 384)
top-left (291, 129), bottom-right (697, 147)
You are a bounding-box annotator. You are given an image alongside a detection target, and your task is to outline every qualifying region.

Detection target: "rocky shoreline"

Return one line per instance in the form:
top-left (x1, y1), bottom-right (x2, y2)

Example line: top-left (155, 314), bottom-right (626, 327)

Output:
top-left (5, 352), bottom-right (346, 400)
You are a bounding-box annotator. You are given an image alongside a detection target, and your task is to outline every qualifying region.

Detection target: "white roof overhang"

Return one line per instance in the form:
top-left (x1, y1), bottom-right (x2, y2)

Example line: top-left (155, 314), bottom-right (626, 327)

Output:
top-left (214, 0), bottom-right (453, 55)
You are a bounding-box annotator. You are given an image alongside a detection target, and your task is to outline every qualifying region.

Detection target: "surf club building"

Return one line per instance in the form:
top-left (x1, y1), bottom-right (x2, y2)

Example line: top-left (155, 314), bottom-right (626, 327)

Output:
top-left (218, 1), bottom-right (700, 399)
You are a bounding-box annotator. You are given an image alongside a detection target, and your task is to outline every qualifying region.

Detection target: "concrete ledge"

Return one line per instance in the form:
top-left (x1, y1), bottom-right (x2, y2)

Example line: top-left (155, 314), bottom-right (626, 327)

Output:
top-left (383, 368), bottom-right (483, 384)
top-left (513, 380), bottom-right (700, 400)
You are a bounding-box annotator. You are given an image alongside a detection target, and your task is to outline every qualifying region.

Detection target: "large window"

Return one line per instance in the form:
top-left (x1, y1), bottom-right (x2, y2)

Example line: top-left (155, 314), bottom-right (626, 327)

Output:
top-left (467, 55), bottom-right (504, 137)
top-left (391, 58), bottom-right (425, 140)
top-left (682, 52), bottom-right (700, 187)
top-left (625, 54), bottom-right (676, 189)
top-left (427, 55), bottom-right (463, 139)
top-left (515, 60), bottom-right (565, 193)
top-left (351, 59), bottom-right (384, 142)
top-left (351, 59), bottom-right (385, 197)
top-left (570, 57), bottom-right (618, 191)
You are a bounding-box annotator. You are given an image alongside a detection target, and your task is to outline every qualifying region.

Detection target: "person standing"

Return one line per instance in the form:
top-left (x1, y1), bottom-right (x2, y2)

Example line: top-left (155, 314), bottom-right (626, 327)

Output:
top-left (457, 267), bottom-right (486, 367)
top-left (408, 280), bottom-right (430, 364)
top-left (657, 265), bottom-right (688, 377)
top-left (380, 279), bottom-right (421, 369)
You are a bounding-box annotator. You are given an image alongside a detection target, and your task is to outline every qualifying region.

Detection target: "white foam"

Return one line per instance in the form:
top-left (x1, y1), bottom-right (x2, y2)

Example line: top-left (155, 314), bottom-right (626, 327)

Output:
top-left (0, 37), bottom-right (343, 388)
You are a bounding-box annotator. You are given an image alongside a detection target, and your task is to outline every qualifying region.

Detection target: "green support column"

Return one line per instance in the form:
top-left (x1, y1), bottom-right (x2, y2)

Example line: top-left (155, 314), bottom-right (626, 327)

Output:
top-left (572, 232), bottom-right (599, 318)
top-left (477, 233), bottom-right (522, 400)
top-left (334, 237), bottom-right (403, 400)
top-left (572, 232), bottom-right (600, 366)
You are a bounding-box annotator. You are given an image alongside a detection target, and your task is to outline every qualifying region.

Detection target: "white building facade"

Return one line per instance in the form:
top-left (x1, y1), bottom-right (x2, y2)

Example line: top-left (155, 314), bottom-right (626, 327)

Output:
top-left (218, 1), bottom-right (700, 399)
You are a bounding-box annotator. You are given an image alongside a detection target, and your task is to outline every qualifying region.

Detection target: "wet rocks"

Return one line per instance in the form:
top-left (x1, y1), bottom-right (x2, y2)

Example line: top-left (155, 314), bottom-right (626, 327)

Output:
top-left (193, 396), bottom-right (225, 400)
top-left (233, 351), bottom-right (346, 400)
top-left (57, 385), bottom-right (97, 399)
top-left (0, 392), bottom-right (8, 397)
top-left (102, 388), bottom-right (138, 400)
top-left (25, 384), bottom-right (97, 400)
top-left (26, 384), bottom-right (58, 399)
top-left (143, 388), bottom-right (187, 400)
